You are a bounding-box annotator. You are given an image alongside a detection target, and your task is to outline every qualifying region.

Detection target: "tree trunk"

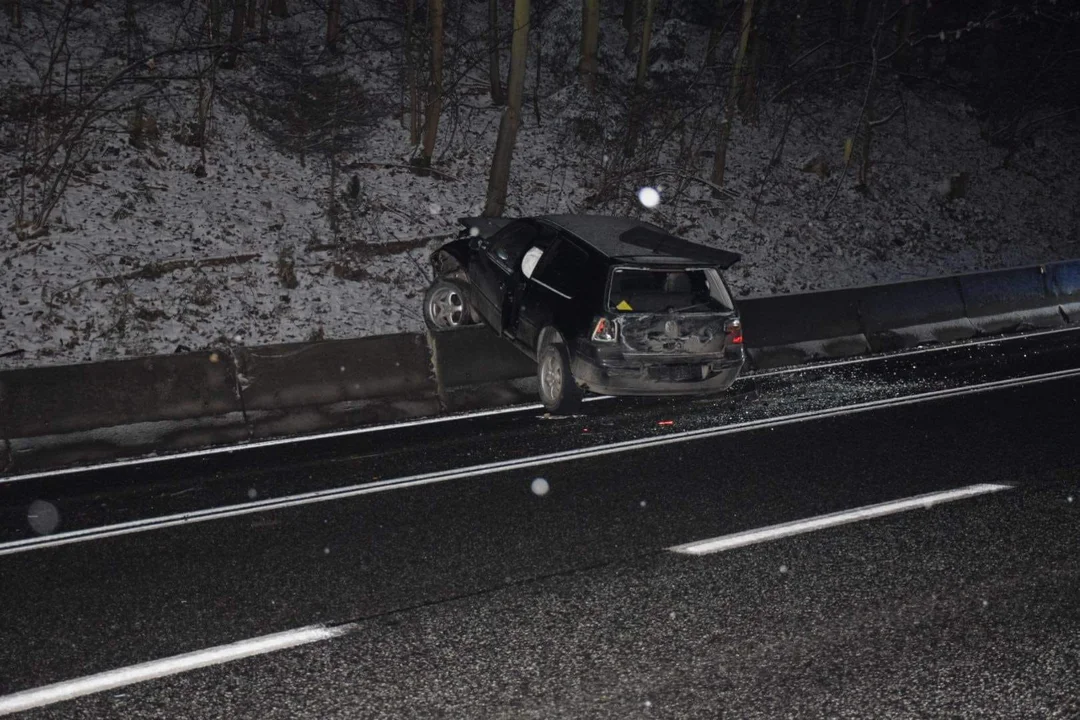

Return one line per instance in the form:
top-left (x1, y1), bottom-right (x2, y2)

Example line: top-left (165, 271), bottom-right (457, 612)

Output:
top-left (710, 0), bottom-right (755, 188)
top-left (259, 0), bottom-right (269, 39)
top-left (405, 0), bottom-right (421, 145)
top-left (484, 0), bottom-right (530, 217)
top-left (246, 0), bottom-right (257, 28)
top-left (623, 0), bottom-right (636, 32)
top-left (208, 0), bottom-right (223, 40)
top-left (623, 0), bottom-right (655, 157)
top-left (9, 0), bottom-right (21, 29)
top-left (269, 0), bottom-right (287, 18)
top-left (488, 0), bottom-right (505, 105)
top-left (738, 0), bottom-right (768, 122)
top-left (634, 0), bottom-right (656, 90)
top-left (421, 0), bottom-right (444, 165)
top-left (856, 111), bottom-right (872, 187)
top-left (837, 0), bottom-right (854, 63)
top-left (327, 0), bottom-right (342, 49)
top-left (220, 0), bottom-right (247, 69)
top-left (705, 0), bottom-right (728, 67)
top-left (893, 1), bottom-right (916, 72)
top-left (579, 0), bottom-right (600, 93)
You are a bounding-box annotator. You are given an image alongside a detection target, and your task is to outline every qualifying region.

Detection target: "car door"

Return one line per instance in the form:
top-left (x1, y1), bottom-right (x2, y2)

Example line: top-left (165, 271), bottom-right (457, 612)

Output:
top-left (468, 220), bottom-right (537, 331)
top-left (515, 235), bottom-right (592, 350)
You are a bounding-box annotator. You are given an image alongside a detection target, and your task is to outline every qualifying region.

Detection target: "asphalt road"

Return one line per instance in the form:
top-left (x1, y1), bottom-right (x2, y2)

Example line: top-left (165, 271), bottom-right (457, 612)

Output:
top-left (1, 329), bottom-right (1079, 717)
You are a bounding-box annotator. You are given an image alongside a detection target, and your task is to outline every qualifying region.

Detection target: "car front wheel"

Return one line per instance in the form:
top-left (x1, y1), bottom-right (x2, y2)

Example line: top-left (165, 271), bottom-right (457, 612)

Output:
top-left (537, 336), bottom-right (582, 414)
top-left (423, 279), bottom-right (472, 332)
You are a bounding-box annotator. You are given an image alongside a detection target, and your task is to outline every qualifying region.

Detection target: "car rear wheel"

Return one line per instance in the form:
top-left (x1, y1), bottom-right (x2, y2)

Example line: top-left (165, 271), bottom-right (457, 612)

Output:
top-left (537, 337), bottom-right (582, 414)
top-left (423, 279), bottom-right (472, 332)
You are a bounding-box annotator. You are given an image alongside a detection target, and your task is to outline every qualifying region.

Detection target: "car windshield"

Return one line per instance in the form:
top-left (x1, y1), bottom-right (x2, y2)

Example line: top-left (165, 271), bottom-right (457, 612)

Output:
top-left (608, 267), bottom-right (732, 313)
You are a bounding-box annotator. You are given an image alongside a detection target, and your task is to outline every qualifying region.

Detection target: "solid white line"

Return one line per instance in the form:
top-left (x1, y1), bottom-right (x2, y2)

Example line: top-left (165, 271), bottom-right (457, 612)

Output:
top-left (669, 483), bottom-right (1012, 556)
top-left (4, 324), bottom-right (1075, 485)
top-left (0, 624), bottom-right (350, 716)
top-left (1, 366), bottom-right (1076, 558)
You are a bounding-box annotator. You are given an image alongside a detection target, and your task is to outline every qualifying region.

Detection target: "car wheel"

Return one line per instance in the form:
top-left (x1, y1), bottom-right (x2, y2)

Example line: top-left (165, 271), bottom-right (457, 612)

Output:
top-left (423, 279), bottom-right (472, 332)
top-left (537, 336), bottom-right (582, 414)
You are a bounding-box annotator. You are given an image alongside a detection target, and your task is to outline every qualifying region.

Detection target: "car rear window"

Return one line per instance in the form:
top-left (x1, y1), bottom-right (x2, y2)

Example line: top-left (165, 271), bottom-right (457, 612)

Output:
top-left (608, 267), bottom-right (732, 313)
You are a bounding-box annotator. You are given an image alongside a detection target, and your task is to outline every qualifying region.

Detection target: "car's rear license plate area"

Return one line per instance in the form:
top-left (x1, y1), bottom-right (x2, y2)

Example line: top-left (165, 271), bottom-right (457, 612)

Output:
top-left (648, 364), bottom-right (707, 382)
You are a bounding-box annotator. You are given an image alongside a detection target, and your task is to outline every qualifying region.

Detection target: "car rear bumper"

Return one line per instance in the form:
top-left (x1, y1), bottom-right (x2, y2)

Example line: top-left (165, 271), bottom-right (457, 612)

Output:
top-left (570, 351), bottom-right (745, 396)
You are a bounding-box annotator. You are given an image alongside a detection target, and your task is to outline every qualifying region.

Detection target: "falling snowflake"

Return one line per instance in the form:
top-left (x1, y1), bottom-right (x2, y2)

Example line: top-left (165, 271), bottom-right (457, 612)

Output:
top-left (531, 478), bottom-right (550, 496)
top-left (637, 187), bottom-right (661, 208)
top-left (27, 500), bottom-right (61, 535)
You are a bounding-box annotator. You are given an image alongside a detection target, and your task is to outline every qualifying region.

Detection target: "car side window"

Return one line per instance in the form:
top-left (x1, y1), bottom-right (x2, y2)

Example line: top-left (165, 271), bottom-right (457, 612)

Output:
top-left (488, 221), bottom-right (537, 272)
top-left (533, 237), bottom-right (590, 299)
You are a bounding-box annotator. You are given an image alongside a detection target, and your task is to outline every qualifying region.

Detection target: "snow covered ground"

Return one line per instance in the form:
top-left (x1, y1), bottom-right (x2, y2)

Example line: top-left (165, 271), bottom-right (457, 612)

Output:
top-left (2, 2), bottom-right (1078, 369)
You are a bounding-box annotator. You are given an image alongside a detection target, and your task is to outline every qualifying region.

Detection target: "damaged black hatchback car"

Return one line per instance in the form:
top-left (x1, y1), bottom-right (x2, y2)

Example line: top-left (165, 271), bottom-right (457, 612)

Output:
top-left (424, 215), bottom-right (745, 413)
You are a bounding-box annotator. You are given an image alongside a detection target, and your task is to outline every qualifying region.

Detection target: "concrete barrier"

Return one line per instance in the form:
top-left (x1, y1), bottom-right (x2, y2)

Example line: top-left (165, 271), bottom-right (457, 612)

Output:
top-left (428, 325), bottom-right (536, 388)
top-left (235, 334), bottom-right (437, 410)
top-left (5, 257), bottom-right (1079, 474)
top-left (957, 265), bottom-right (1064, 334)
top-left (0, 350), bottom-right (242, 439)
top-left (857, 277), bottom-right (975, 352)
top-left (739, 289), bottom-right (869, 369)
top-left (1046, 260), bottom-right (1080, 323)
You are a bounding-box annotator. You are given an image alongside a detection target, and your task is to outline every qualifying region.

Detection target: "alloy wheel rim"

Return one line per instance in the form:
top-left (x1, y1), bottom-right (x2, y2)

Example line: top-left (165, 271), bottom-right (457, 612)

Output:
top-left (541, 351), bottom-right (563, 402)
top-left (428, 286), bottom-right (464, 328)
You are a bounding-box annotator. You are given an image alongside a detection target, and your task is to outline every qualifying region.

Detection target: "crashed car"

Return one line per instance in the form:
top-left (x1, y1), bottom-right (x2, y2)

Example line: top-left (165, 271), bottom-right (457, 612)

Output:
top-left (423, 215), bottom-right (745, 413)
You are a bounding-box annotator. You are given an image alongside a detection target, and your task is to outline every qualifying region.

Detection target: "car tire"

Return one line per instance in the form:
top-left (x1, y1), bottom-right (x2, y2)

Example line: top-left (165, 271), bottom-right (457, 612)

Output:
top-left (537, 336), bottom-right (582, 414)
top-left (423, 278), bottom-right (473, 332)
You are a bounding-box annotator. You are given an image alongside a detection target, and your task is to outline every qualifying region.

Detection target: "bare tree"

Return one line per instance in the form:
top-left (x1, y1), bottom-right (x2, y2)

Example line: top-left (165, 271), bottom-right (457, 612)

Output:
top-left (705, 0), bottom-right (730, 67)
top-left (220, 0), bottom-right (247, 69)
top-left (404, 0), bottom-right (421, 145)
top-left (624, 0), bottom-right (655, 156)
top-left (259, 0), bottom-right (269, 39)
top-left (579, 0), bottom-right (599, 93)
top-left (738, 0), bottom-right (769, 121)
top-left (710, 0), bottom-right (755, 188)
top-left (327, 0), bottom-right (342, 50)
top-left (484, 0), bottom-right (530, 217)
top-left (488, 0), bottom-right (505, 105)
top-left (634, 0), bottom-right (656, 90)
top-left (420, 0), bottom-right (444, 166)
top-left (8, 0), bottom-right (21, 28)
top-left (623, 0), bottom-right (636, 34)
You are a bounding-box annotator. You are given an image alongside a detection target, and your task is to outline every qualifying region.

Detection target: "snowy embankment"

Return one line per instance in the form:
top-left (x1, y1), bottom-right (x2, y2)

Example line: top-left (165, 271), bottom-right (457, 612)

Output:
top-left (1, 3), bottom-right (1077, 369)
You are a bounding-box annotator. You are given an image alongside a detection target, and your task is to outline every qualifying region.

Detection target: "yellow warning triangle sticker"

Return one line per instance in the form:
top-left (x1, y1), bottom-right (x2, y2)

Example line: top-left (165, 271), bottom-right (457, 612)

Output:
top-left (616, 300), bottom-right (633, 311)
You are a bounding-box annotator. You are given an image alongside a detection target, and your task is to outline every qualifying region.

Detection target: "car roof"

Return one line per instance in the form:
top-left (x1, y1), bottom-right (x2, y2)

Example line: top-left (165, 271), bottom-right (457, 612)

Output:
top-left (535, 214), bottom-right (741, 269)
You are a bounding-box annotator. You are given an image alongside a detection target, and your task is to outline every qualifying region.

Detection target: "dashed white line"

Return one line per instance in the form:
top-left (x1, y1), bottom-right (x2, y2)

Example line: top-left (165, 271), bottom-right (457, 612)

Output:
top-left (0, 624), bottom-right (352, 716)
top-left (1, 366), bottom-right (1075, 557)
top-left (669, 483), bottom-right (1013, 556)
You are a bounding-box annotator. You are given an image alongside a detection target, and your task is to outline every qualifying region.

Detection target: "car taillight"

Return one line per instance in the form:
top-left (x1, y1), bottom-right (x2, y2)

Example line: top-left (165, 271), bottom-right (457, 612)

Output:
top-left (592, 317), bottom-right (617, 342)
top-left (724, 318), bottom-right (743, 345)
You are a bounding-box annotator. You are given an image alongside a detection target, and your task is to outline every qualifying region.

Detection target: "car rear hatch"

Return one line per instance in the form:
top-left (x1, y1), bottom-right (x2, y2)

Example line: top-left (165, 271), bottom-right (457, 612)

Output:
top-left (606, 266), bottom-right (739, 357)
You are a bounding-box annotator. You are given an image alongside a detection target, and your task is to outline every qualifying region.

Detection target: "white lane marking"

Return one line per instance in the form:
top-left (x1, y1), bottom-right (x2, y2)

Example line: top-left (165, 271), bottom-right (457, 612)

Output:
top-left (747, 324), bottom-right (1080, 379)
top-left (1, 366), bottom-right (1076, 558)
top-left (669, 483), bottom-right (1012, 556)
top-left (3, 324), bottom-right (1075, 485)
top-left (0, 624), bottom-right (351, 716)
